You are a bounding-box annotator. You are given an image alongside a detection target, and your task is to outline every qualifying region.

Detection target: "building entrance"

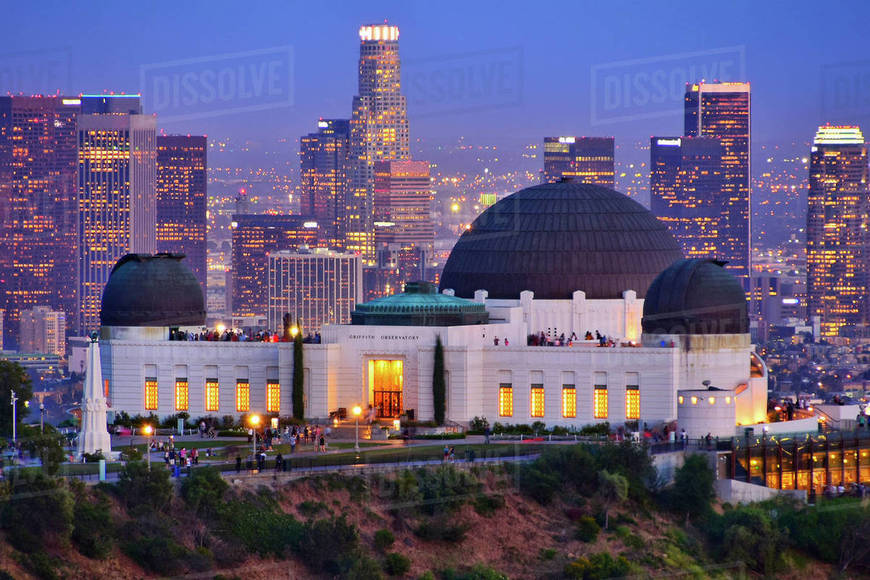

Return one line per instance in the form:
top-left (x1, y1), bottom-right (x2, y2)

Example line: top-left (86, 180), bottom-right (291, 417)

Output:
top-left (368, 359), bottom-right (403, 418)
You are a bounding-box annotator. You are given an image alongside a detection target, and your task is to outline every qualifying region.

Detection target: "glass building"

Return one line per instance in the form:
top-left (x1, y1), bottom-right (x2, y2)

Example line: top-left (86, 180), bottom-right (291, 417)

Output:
top-left (299, 119), bottom-right (350, 245)
top-left (806, 125), bottom-right (869, 337)
top-left (156, 135), bottom-right (207, 294)
top-left (543, 136), bottom-right (615, 187)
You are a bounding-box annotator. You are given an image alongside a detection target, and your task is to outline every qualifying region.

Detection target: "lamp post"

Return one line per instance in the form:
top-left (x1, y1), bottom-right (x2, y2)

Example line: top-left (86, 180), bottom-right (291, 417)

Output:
top-left (352, 405), bottom-right (362, 453)
top-left (290, 325), bottom-right (299, 339)
top-left (142, 425), bottom-right (153, 471)
top-left (10, 390), bottom-right (17, 445)
top-left (40, 402), bottom-right (45, 434)
top-left (250, 414), bottom-right (260, 465)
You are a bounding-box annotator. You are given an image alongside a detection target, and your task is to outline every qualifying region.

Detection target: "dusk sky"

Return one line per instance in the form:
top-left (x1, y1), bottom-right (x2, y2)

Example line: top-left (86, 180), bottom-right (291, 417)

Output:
top-left (3, 0), bottom-right (868, 150)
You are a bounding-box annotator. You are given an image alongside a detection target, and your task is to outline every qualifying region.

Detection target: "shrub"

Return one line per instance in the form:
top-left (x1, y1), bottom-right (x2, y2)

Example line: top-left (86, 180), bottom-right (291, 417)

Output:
top-left (579, 422), bottom-right (610, 436)
top-left (22, 432), bottom-right (66, 475)
top-left (565, 552), bottom-right (631, 579)
top-left (81, 451), bottom-right (104, 463)
top-left (116, 461), bottom-right (172, 512)
top-left (473, 493), bottom-right (505, 517)
top-left (575, 516), bottom-right (600, 542)
top-left (180, 466), bottom-right (228, 517)
top-left (531, 421), bottom-right (548, 434)
top-left (667, 454), bottom-right (714, 521)
top-left (374, 528), bottom-right (395, 552)
top-left (705, 505), bottom-right (788, 576)
top-left (297, 500), bottom-right (329, 518)
top-left (121, 517), bottom-right (194, 576)
top-left (1, 473), bottom-right (73, 552)
top-left (551, 426), bottom-right (569, 436)
top-left (469, 416), bottom-right (490, 433)
top-left (384, 552), bottom-right (411, 576)
top-left (442, 564), bottom-right (508, 580)
top-left (344, 554), bottom-right (384, 580)
top-left (540, 548), bottom-right (557, 560)
top-left (218, 495), bottom-right (303, 557)
top-left (294, 515), bottom-right (360, 575)
top-left (414, 516), bottom-right (470, 542)
top-left (72, 491), bottom-right (114, 559)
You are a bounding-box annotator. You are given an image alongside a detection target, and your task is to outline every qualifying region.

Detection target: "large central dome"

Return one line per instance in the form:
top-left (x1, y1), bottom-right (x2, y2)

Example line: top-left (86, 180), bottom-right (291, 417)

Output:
top-left (439, 181), bottom-right (684, 300)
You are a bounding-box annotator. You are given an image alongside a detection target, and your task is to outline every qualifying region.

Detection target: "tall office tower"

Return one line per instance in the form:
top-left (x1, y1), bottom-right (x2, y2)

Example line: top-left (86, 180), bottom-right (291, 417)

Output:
top-left (365, 245), bottom-right (428, 301)
top-left (806, 126), bottom-right (869, 338)
top-left (230, 214), bottom-right (321, 320)
top-left (373, 160), bottom-right (433, 251)
top-left (267, 248), bottom-right (363, 334)
top-left (299, 119), bottom-right (350, 245)
top-left (650, 136), bottom-right (726, 259)
top-left (18, 306), bottom-right (66, 356)
top-left (0, 96), bottom-right (80, 349)
top-left (156, 135), bottom-right (207, 292)
top-left (77, 95), bottom-right (157, 334)
top-left (347, 24), bottom-right (410, 262)
top-left (542, 136), bottom-right (615, 187)
top-left (684, 82), bottom-right (751, 284)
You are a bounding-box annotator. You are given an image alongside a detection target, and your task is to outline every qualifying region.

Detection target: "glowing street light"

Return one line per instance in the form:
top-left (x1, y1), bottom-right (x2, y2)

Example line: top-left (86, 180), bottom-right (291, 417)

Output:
top-left (290, 325), bottom-right (299, 338)
top-left (352, 405), bottom-right (362, 453)
top-left (142, 424), bottom-right (153, 471)
top-left (249, 414), bottom-right (261, 466)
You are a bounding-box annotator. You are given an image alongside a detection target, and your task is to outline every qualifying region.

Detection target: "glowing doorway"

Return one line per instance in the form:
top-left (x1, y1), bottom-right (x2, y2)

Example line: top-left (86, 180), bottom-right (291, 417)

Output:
top-left (368, 359), bottom-right (403, 418)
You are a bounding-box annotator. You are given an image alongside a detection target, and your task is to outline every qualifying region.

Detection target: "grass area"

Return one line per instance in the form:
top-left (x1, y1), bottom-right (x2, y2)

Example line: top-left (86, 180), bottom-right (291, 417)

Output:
top-left (112, 439), bottom-right (242, 452)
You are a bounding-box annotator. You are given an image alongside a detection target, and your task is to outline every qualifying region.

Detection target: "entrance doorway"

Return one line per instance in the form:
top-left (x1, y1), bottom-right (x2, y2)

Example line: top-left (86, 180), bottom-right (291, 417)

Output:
top-left (368, 359), bottom-right (403, 418)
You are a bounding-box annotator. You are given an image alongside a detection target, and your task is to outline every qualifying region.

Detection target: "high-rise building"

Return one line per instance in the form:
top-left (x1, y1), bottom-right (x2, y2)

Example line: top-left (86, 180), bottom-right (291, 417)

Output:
top-left (18, 306), bottom-right (66, 356)
top-left (300, 119), bottom-right (350, 245)
top-left (156, 135), bottom-right (207, 293)
top-left (0, 96), bottom-right (80, 349)
top-left (543, 136), bottom-right (615, 187)
top-left (77, 95), bottom-right (157, 334)
top-left (347, 24), bottom-right (410, 262)
top-left (650, 136), bottom-right (726, 259)
top-left (373, 160), bottom-right (433, 252)
top-left (268, 248), bottom-right (363, 334)
top-left (683, 82), bottom-right (751, 284)
top-left (806, 125), bottom-right (869, 338)
top-left (230, 214), bottom-right (321, 320)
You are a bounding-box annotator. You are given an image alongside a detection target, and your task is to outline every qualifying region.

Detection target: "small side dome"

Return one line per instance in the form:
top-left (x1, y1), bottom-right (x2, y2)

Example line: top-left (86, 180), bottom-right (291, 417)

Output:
top-left (642, 259), bottom-right (748, 335)
top-left (100, 253), bottom-right (206, 327)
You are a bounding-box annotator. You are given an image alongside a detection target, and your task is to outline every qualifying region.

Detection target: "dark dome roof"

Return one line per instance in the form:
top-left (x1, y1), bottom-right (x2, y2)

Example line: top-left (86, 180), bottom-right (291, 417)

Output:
top-left (100, 253), bottom-right (205, 327)
top-left (439, 181), bottom-right (683, 299)
top-left (642, 259), bottom-right (748, 335)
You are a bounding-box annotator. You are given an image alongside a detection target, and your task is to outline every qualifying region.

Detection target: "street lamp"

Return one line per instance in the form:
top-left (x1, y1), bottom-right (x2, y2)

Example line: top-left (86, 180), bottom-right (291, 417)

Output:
top-left (10, 390), bottom-right (17, 445)
top-left (40, 402), bottom-right (45, 434)
top-left (249, 414), bottom-right (260, 466)
top-left (142, 425), bottom-right (153, 471)
top-left (290, 325), bottom-right (299, 338)
top-left (352, 405), bottom-right (362, 453)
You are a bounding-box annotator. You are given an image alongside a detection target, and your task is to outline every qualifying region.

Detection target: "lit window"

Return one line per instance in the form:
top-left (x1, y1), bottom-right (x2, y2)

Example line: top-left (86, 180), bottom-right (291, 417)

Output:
top-left (267, 380), bottom-right (280, 413)
top-left (498, 384), bottom-right (513, 417)
top-left (678, 395), bottom-right (684, 404)
top-left (626, 385), bottom-right (640, 420)
top-left (236, 381), bottom-right (250, 412)
top-left (175, 379), bottom-right (189, 411)
top-left (725, 396), bottom-right (732, 404)
top-left (145, 377), bottom-right (158, 410)
top-left (709, 397), bottom-right (716, 405)
top-left (205, 379), bottom-right (219, 412)
top-left (530, 385), bottom-right (545, 417)
top-left (594, 385), bottom-right (608, 419)
top-left (562, 385), bottom-right (576, 418)
top-left (691, 396), bottom-right (698, 405)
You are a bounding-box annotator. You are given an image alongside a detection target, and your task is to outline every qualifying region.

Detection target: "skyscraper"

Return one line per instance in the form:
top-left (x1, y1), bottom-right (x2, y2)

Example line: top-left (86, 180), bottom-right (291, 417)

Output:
top-left (543, 136), bottom-right (615, 187)
top-left (650, 136), bottom-right (726, 259)
top-left (0, 96), bottom-right (80, 349)
top-left (230, 214), bottom-right (321, 319)
top-left (300, 119), bottom-right (350, 245)
top-left (806, 126), bottom-right (869, 338)
top-left (268, 248), bottom-right (363, 334)
top-left (77, 95), bottom-right (157, 333)
top-left (156, 135), bottom-right (207, 293)
top-left (18, 306), bottom-right (66, 356)
top-left (373, 160), bottom-right (433, 252)
top-left (683, 82), bottom-right (751, 284)
top-left (347, 24), bottom-right (410, 262)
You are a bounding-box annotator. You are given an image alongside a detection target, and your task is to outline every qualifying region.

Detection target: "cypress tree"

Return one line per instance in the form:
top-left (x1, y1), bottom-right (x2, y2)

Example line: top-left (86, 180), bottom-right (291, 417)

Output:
top-left (292, 333), bottom-right (304, 420)
top-left (433, 335), bottom-right (446, 425)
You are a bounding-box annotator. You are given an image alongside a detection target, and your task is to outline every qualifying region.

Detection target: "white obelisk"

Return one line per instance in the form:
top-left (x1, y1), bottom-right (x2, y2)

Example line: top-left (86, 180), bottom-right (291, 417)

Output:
top-left (77, 336), bottom-right (111, 458)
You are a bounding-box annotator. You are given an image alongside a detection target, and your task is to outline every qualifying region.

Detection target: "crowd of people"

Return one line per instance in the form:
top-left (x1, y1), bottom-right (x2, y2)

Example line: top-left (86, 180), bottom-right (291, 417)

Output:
top-left (526, 330), bottom-right (624, 347)
top-left (169, 328), bottom-right (323, 343)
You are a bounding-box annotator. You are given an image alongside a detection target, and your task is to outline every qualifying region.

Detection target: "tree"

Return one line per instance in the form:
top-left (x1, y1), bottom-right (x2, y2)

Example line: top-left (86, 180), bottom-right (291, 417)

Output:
top-left (21, 429), bottom-right (66, 475)
top-left (116, 461), bottom-right (172, 512)
top-left (598, 469), bottom-right (628, 529)
top-left (433, 335), bottom-right (446, 425)
top-left (0, 360), bottom-right (32, 438)
top-left (672, 454), bottom-right (715, 522)
top-left (292, 332), bottom-right (305, 420)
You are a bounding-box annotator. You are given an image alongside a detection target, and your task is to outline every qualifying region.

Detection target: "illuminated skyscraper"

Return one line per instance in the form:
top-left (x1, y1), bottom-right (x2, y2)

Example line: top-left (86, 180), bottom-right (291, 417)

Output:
top-left (373, 160), bottom-right (433, 251)
top-left (299, 119), bottom-right (350, 244)
top-left (683, 82), bottom-right (751, 284)
top-left (230, 214), bottom-right (321, 320)
top-left (77, 95), bottom-right (157, 334)
top-left (806, 126), bottom-right (869, 337)
top-left (18, 306), bottom-right (66, 356)
top-left (543, 136), bottom-right (615, 187)
top-left (0, 96), bottom-right (80, 349)
top-left (156, 135), bottom-right (207, 293)
top-left (347, 24), bottom-right (410, 262)
top-left (650, 136), bottom-right (726, 259)
top-left (268, 248), bottom-right (363, 334)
